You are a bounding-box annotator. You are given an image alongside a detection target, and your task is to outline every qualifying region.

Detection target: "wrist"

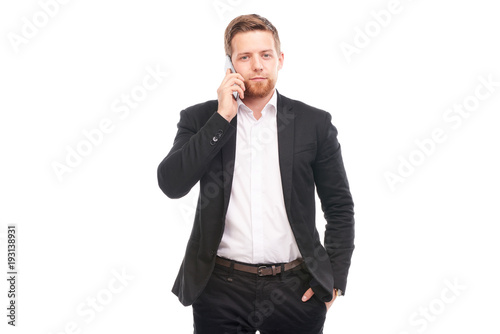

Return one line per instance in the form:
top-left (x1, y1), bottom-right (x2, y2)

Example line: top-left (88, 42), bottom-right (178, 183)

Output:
top-left (217, 109), bottom-right (233, 122)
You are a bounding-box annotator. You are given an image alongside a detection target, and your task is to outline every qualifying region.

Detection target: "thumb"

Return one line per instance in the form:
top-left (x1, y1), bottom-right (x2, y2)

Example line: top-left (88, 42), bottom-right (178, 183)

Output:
top-left (302, 288), bottom-right (315, 302)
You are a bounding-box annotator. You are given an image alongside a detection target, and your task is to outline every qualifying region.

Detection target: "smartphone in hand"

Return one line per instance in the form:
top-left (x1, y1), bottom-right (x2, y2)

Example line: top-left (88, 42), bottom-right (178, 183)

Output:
top-left (224, 55), bottom-right (239, 100)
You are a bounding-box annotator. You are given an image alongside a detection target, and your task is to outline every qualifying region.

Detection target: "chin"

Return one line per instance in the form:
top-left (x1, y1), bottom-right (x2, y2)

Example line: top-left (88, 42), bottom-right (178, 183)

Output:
top-left (245, 80), bottom-right (275, 99)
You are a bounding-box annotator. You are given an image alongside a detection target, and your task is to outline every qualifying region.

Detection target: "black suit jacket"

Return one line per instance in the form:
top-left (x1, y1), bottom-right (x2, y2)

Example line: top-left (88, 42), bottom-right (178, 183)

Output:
top-left (158, 91), bottom-right (355, 306)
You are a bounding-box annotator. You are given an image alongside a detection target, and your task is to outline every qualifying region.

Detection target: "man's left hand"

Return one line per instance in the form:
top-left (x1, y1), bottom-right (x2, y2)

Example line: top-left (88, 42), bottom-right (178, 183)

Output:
top-left (301, 288), bottom-right (336, 311)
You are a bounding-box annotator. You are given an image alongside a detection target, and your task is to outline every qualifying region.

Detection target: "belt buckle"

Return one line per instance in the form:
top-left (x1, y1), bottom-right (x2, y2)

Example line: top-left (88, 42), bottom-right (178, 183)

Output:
top-left (257, 265), bottom-right (267, 276)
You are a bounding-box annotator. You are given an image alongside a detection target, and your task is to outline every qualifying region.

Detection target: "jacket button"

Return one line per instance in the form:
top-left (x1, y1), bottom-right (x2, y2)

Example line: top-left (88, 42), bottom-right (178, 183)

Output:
top-left (212, 136), bottom-right (219, 142)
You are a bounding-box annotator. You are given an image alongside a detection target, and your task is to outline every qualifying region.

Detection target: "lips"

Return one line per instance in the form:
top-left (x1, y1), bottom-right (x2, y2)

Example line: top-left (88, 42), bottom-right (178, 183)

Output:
top-left (250, 77), bottom-right (266, 81)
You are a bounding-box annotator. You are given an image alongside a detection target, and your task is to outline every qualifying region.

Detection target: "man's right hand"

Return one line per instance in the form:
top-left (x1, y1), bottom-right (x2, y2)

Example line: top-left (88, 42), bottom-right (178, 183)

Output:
top-left (217, 68), bottom-right (245, 122)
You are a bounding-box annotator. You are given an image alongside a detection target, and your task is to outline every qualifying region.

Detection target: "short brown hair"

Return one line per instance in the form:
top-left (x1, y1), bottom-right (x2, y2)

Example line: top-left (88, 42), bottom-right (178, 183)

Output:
top-left (224, 14), bottom-right (281, 58)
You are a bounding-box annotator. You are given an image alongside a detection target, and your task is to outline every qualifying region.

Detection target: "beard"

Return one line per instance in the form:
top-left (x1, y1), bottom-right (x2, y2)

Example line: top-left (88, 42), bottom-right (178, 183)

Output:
top-left (243, 76), bottom-right (276, 99)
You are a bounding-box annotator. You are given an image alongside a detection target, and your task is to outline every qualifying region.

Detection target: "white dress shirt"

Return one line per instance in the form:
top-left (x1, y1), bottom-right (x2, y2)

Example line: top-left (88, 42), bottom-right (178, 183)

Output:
top-left (217, 90), bottom-right (302, 264)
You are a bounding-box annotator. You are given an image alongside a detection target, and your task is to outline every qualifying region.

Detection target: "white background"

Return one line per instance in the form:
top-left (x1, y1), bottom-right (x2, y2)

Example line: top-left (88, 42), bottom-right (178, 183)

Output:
top-left (1, 0), bottom-right (499, 333)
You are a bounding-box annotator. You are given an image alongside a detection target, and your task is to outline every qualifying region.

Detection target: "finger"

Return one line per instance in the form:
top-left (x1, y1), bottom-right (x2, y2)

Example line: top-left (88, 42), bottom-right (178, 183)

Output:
top-left (224, 85), bottom-right (244, 100)
top-left (227, 77), bottom-right (245, 87)
top-left (227, 79), bottom-right (245, 98)
top-left (232, 85), bottom-right (244, 99)
top-left (221, 73), bottom-right (244, 91)
top-left (225, 71), bottom-right (245, 83)
top-left (301, 288), bottom-right (315, 302)
top-left (220, 69), bottom-right (233, 85)
top-left (230, 78), bottom-right (246, 91)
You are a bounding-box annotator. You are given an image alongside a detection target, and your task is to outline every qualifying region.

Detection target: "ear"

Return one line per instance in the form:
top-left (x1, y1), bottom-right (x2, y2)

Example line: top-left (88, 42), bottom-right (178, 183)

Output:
top-left (277, 52), bottom-right (284, 71)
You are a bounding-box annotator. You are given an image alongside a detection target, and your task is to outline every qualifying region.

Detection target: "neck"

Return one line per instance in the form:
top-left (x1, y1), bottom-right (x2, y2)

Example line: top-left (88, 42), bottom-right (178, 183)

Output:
top-left (241, 89), bottom-right (275, 119)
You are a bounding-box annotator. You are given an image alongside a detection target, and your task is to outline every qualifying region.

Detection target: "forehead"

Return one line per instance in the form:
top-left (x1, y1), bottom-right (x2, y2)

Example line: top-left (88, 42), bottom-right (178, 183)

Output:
top-left (231, 30), bottom-right (276, 54)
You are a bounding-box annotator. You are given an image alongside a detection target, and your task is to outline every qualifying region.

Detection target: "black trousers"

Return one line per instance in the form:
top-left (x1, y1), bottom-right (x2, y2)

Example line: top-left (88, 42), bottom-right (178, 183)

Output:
top-left (192, 260), bottom-right (327, 334)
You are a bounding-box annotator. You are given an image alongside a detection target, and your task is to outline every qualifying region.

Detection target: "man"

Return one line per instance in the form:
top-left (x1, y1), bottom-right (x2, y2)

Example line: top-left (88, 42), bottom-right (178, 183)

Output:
top-left (157, 14), bottom-right (355, 334)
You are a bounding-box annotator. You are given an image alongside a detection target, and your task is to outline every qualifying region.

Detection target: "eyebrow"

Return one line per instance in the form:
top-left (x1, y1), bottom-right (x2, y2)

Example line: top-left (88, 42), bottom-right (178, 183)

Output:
top-left (236, 49), bottom-right (274, 56)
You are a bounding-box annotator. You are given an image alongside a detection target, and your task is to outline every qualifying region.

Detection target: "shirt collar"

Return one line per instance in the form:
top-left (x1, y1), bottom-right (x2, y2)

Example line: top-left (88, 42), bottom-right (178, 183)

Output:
top-left (237, 89), bottom-right (277, 114)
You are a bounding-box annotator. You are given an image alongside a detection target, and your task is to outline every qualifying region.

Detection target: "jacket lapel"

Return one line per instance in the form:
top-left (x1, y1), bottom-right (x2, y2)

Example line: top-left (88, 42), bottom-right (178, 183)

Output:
top-left (276, 92), bottom-right (295, 217)
top-left (222, 115), bottom-right (237, 215)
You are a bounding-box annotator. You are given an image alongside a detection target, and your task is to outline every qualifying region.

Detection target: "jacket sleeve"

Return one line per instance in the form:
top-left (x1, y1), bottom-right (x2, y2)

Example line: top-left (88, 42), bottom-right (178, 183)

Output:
top-left (157, 106), bottom-right (236, 199)
top-left (313, 111), bottom-right (355, 294)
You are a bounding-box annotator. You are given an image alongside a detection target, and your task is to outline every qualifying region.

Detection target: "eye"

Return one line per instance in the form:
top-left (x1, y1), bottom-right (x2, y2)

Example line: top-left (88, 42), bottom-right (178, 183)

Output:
top-left (240, 56), bottom-right (249, 60)
top-left (263, 54), bottom-right (271, 58)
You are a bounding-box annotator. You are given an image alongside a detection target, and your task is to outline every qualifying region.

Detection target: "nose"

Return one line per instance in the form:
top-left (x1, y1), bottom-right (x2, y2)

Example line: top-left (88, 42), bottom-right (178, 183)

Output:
top-left (251, 57), bottom-right (263, 71)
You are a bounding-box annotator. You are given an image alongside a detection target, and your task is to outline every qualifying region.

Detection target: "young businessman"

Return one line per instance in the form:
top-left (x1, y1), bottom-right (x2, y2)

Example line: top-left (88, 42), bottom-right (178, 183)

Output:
top-left (158, 14), bottom-right (355, 334)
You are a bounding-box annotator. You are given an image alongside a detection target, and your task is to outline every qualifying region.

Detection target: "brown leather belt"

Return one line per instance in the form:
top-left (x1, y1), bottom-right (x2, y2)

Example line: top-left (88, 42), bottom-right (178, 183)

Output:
top-left (215, 256), bottom-right (304, 276)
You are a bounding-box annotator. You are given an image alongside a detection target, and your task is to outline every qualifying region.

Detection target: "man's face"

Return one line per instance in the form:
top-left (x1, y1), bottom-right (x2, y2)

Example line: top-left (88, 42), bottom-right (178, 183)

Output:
top-left (230, 30), bottom-right (284, 99)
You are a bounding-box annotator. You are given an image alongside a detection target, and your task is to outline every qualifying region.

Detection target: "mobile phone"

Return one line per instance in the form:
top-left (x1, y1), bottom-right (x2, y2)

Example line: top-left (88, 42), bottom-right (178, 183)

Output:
top-left (224, 55), bottom-right (239, 100)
